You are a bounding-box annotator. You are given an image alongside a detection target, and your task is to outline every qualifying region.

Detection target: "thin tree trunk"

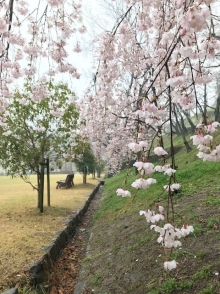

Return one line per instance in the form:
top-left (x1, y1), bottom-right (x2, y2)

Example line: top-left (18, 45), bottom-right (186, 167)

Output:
top-left (182, 109), bottom-right (196, 133)
top-left (176, 106), bottom-right (188, 133)
top-left (203, 84), bottom-right (208, 125)
top-left (39, 163), bottom-right (45, 213)
top-left (173, 105), bottom-right (192, 153)
top-left (83, 166), bottom-right (87, 184)
top-left (37, 172), bottom-right (40, 209)
top-left (215, 79), bottom-right (220, 122)
top-left (97, 167), bottom-right (101, 178)
top-left (46, 158), bottom-right (50, 206)
top-left (83, 173), bottom-right (87, 184)
top-left (215, 95), bottom-right (220, 122)
top-left (172, 122), bottom-right (181, 135)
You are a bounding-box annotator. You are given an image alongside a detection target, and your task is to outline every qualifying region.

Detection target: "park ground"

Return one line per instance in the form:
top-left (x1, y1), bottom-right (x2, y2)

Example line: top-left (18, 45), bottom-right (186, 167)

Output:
top-left (1, 139), bottom-right (220, 294)
top-left (0, 173), bottom-right (100, 292)
top-left (46, 136), bottom-right (220, 294)
top-left (46, 176), bottom-right (220, 294)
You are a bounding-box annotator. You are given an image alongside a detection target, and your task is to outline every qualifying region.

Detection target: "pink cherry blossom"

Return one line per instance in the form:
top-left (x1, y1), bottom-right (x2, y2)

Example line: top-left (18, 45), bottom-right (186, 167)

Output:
top-left (171, 183), bottom-right (181, 191)
top-left (181, 225), bottom-right (194, 236)
top-left (48, 0), bottom-right (65, 6)
top-left (154, 147), bottom-right (168, 156)
top-left (116, 188), bottom-right (124, 196)
top-left (133, 161), bottom-right (144, 170)
top-left (190, 134), bottom-right (205, 145)
top-left (164, 260), bottom-right (178, 271)
top-left (154, 165), bottom-right (163, 172)
top-left (203, 135), bottom-right (213, 145)
top-left (116, 188), bottom-right (131, 197)
top-left (77, 0), bottom-right (219, 270)
top-left (139, 141), bottom-right (148, 149)
top-left (164, 168), bottom-right (176, 177)
top-left (164, 182), bottom-right (181, 192)
top-left (3, 130), bottom-right (12, 136)
top-left (151, 213), bottom-right (164, 223)
top-left (131, 178), bottom-right (156, 189)
top-left (124, 190), bottom-right (131, 197)
top-left (128, 142), bottom-right (141, 153)
top-left (143, 162), bottom-right (155, 175)
top-left (36, 126), bottom-right (46, 132)
top-left (146, 178), bottom-right (157, 185)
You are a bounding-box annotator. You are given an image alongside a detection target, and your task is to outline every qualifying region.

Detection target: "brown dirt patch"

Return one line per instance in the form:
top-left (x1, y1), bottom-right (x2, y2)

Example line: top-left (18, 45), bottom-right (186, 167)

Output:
top-left (46, 188), bottom-right (102, 294)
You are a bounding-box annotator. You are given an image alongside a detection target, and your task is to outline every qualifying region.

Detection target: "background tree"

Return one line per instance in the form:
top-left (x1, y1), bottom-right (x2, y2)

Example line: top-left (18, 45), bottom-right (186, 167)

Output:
top-left (0, 80), bottom-right (79, 212)
top-left (80, 0), bottom-right (220, 175)
top-left (78, 0), bottom-right (220, 271)
top-left (68, 137), bottom-right (96, 184)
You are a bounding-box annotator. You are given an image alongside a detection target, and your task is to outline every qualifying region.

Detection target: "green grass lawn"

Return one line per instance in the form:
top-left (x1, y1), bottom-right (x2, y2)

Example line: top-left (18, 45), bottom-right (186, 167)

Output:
top-left (80, 134), bottom-right (220, 294)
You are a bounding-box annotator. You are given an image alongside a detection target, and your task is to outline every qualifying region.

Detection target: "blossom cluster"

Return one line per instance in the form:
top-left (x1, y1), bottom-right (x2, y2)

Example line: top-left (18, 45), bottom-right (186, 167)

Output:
top-left (116, 188), bottom-right (131, 197)
top-left (131, 177), bottom-right (156, 189)
top-left (79, 0), bottom-right (220, 174)
top-left (191, 122), bottom-right (220, 161)
top-left (140, 206), bottom-right (194, 270)
top-left (0, 0), bottom-right (84, 112)
top-left (79, 0), bottom-right (219, 273)
top-left (115, 138), bottom-right (187, 269)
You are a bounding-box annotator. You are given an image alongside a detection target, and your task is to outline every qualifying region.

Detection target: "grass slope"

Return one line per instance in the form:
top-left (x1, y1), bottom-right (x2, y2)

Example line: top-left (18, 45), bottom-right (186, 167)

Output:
top-left (80, 135), bottom-right (220, 294)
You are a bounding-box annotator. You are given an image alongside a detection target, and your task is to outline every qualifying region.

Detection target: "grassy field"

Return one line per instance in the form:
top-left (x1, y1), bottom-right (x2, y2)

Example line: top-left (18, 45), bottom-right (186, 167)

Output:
top-left (78, 134), bottom-right (220, 294)
top-left (0, 173), bottom-right (100, 292)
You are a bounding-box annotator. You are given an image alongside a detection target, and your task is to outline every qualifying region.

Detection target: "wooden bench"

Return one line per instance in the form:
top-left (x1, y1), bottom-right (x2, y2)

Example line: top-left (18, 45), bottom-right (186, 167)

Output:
top-left (56, 174), bottom-right (74, 189)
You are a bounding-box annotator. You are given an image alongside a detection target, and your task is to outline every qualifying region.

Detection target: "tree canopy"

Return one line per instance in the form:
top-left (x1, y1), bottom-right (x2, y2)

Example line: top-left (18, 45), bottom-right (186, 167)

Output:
top-left (0, 0), bottom-right (220, 273)
top-left (0, 81), bottom-right (79, 205)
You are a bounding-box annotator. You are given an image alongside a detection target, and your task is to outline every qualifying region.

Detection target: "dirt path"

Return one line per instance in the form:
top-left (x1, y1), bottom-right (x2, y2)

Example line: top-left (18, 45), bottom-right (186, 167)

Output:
top-left (47, 188), bottom-right (102, 294)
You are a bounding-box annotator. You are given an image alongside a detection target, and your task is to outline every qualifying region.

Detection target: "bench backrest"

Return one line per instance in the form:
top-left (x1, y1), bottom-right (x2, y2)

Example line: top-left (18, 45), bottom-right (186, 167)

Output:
top-left (66, 174), bottom-right (74, 185)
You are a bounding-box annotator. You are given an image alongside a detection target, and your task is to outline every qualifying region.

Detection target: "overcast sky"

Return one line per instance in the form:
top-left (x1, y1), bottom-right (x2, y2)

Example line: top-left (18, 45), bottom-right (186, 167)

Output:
top-left (69, 0), bottom-right (116, 97)
top-left (69, 0), bottom-right (104, 97)
top-left (10, 0), bottom-right (109, 97)
top-left (11, 0), bottom-right (119, 98)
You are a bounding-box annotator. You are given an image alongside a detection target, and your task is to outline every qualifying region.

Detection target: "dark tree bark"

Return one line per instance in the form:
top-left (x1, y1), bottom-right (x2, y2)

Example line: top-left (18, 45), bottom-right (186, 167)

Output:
top-left (176, 105), bottom-right (188, 133)
top-left (203, 84), bottom-right (208, 125)
top-left (173, 105), bottom-right (192, 153)
top-left (215, 79), bottom-right (220, 122)
top-left (172, 123), bottom-right (181, 135)
top-left (37, 172), bottom-right (40, 209)
top-left (182, 108), bottom-right (196, 133)
top-left (215, 95), bottom-right (220, 122)
top-left (83, 166), bottom-right (87, 184)
top-left (39, 163), bottom-right (45, 213)
top-left (97, 168), bottom-right (101, 178)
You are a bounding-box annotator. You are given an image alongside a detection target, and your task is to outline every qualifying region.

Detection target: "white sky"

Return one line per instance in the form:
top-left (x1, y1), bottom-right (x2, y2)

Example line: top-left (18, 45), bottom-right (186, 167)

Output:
top-left (11, 0), bottom-right (121, 98)
top-left (11, 0), bottom-right (109, 98)
top-left (67, 0), bottom-right (104, 97)
top-left (69, 0), bottom-right (116, 97)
